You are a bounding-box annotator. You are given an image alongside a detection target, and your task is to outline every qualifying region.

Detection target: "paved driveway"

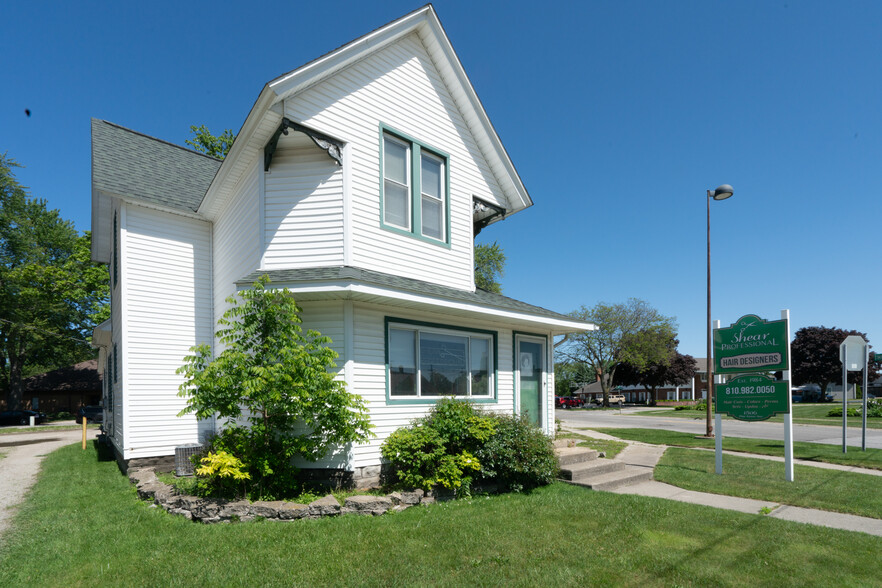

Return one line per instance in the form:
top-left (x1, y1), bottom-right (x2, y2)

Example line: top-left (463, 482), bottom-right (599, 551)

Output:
top-left (557, 407), bottom-right (882, 449)
top-left (0, 427), bottom-right (98, 542)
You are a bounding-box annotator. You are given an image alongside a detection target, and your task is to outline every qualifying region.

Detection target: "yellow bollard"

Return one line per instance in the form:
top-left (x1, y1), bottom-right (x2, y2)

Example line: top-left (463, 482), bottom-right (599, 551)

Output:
top-left (82, 417), bottom-right (87, 450)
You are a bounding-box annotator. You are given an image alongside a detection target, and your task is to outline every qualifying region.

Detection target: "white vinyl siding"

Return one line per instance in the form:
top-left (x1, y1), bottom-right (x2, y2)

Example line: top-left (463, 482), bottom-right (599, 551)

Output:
top-left (263, 145), bottom-right (344, 269)
top-left (121, 205), bottom-right (213, 459)
top-left (213, 160), bottom-right (261, 320)
top-left (347, 302), bottom-right (516, 469)
top-left (285, 32), bottom-right (505, 291)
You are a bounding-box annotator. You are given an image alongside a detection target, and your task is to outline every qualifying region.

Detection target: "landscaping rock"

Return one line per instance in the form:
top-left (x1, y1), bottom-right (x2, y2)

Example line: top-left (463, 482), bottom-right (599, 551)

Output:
top-left (388, 490), bottom-right (423, 505)
top-left (219, 500), bottom-right (253, 522)
top-left (308, 495), bottom-right (341, 517)
top-left (342, 495), bottom-right (393, 516)
top-left (275, 502), bottom-right (309, 520)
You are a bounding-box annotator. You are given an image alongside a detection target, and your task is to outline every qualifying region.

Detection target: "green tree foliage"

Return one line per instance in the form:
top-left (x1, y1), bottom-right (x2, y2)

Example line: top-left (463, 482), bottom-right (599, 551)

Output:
top-left (1, 154), bottom-right (109, 408)
top-left (177, 276), bottom-right (372, 498)
top-left (791, 326), bottom-right (879, 398)
top-left (616, 344), bottom-right (697, 400)
top-left (554, 360), bottom-right (596, 396)
top-left (185, 125), bottom-right (236, 159)
top-left (557, 299), bottom-right (676, 406)
top-left (474, 241), bottom-right (505, 293)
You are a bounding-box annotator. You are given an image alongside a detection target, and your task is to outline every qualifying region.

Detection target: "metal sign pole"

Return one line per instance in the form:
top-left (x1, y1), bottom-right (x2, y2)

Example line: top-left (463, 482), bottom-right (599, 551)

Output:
top-left (862, 345), bottom-right (869, 451)
top-left (782, 309), bottom-right (793, 482)
top-left (713, 319), bottom-right (723, 475)
top-left (842, 347), bottom-right (848, 454)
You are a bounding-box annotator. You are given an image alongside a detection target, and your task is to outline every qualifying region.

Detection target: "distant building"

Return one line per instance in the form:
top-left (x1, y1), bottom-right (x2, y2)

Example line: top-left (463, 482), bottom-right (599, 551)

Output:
top-left (12, 360), bottom-right (102, 413)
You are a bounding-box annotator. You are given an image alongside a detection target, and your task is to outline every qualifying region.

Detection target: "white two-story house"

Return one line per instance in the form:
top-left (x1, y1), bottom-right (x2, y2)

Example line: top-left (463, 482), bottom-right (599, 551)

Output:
top-left (90, 6), bottom-right (593, 483)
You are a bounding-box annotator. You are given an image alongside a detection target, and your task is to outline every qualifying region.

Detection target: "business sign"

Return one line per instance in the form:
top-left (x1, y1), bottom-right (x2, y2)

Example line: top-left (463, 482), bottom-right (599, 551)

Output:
top-left (714, 314), bottom-right (788, 374)
top-left (716, 374), bottom-right (790, 421)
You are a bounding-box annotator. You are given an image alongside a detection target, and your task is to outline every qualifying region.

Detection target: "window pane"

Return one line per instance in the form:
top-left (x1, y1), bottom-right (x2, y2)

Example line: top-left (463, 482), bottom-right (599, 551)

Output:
top-left (389, 329), bottom-right (416, 396)
top-left (384, 182), bottom-right (410, 229)
top-left (421, 196), bottom-right (442, 240)
top-left (470, 337), bottom-right (491, 396)
top-left (420, 332), bottom-right (468, 396)
top-left (421, 155), bottom-right (441, 199)
top-left (384, 138), bottom-right (408, 185)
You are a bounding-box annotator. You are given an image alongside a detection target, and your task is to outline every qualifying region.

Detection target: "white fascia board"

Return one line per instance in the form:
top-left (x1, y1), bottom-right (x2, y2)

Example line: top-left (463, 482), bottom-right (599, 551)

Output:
top-left (264, 281), bottom-right (594, 335)
top-left (198, 86), bottom-right (280, 219)
top-left (268, 8), bottom-right (430, 99)
top-left (419, 11), bottom-right (532, 214)
top-left (95, 188), bottom-right (207, 223)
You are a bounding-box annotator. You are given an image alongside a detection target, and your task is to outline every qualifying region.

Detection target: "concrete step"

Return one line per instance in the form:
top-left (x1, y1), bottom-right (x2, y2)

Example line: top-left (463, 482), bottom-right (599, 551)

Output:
top-left (563, 466), bottom-right (653, 492)
top-left (560, 459), bottom-right (624, 481)
top-left (555, 447), bottom-right (599, 466)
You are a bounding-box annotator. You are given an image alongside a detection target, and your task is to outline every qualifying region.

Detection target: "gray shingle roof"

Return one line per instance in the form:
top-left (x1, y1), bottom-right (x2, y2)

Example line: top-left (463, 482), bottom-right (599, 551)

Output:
top-left (238, 265), bottom-right (582, 323)
top-left (91, 119), bottom-right (221, 212)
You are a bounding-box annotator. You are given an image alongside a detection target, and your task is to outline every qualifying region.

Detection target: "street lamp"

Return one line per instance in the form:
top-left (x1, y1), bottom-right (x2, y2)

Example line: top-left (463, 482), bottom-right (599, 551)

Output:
top-left (706, 184), bottom-right (733, 437)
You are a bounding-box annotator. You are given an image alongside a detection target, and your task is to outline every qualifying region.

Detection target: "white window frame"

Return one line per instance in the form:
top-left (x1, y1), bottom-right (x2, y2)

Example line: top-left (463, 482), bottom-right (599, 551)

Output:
top-left (387, 320), bottom-right (495, 401)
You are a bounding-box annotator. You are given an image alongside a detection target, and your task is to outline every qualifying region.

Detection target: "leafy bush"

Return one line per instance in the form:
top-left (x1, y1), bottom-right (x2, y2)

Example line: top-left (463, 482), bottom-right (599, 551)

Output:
top-left (194, 450), bottom-right (251, 498)
top-left (381, 398), bottom-right (556, 496)
top-left (177, 276), bottom-right (372, 500)
top-left (474, 413), bottom-right (558, 492)
top-left (827, 406), bottom-right (861, 417)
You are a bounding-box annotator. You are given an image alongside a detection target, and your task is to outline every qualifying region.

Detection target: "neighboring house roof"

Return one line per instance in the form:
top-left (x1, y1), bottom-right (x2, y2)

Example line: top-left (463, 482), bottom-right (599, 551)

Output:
top-left (238, 265), bottom-right (591, 334)
top-left (92, 119), bottom-right (221, 213)
top-left (24, 360), bottom-right (101, 393)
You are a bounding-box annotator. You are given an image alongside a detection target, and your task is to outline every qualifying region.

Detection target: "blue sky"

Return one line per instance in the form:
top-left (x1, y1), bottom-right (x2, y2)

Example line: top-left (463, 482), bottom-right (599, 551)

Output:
top-left (3, 0), bottom-right (881, 358)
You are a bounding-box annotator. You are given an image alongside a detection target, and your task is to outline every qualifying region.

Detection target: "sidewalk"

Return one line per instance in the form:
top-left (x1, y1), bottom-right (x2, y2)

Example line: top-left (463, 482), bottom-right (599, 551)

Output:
top-left (565, 427), bottom-right (882, 538)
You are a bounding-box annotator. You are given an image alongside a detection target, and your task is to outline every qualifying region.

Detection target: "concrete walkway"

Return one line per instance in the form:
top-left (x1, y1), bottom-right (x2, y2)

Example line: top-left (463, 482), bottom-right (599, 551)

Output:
top-left (566, 427), bottom-right (882, 538)
top-left (0, 427), bottom-right (98, 543)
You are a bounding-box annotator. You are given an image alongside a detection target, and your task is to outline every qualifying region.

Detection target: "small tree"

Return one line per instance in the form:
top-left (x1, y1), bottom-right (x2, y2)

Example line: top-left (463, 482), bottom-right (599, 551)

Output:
top-left (791, 326), bottom-right (878, 399)
top-left (557, 299), bottom-right (676, 406)
top-left (474, 241), bottom-right (506, 293)
top-left (186, 125), bottom-right (236, 159)
top-left (177, 276), bottom-right (372, 498)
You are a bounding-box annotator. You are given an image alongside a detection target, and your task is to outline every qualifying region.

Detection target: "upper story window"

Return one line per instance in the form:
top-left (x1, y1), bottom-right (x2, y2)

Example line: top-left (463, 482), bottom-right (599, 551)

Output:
top-left (381, 128), bottom-right (449, 245)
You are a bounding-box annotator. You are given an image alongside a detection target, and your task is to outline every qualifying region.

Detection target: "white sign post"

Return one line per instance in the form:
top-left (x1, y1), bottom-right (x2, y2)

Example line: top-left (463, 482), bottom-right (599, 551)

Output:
top-left (839, 335), bottom-right (868, 453)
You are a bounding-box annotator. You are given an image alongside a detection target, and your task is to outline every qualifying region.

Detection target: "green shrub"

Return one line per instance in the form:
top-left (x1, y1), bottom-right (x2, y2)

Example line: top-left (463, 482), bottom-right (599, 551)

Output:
top-left (827, 406), bottom-right (861, 417)
top-left (381, 399), bottom-right (557, 496)
top-left (674, 405), bottom-right (691, 411)
top-left (474, 413), bottom-right (558, 493)
top-left (194, 450), bottom-right (251, 498)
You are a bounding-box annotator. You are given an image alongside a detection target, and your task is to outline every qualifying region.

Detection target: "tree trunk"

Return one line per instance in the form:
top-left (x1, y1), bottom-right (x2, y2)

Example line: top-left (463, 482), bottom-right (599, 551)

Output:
top-left (7, 352), bottom-right (24, 410)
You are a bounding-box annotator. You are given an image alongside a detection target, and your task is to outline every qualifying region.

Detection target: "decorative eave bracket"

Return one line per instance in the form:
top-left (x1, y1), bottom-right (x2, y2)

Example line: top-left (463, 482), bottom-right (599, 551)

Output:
top-left (473, 196), bottom-right (507, 237)
top-left (264, 118), bottom-right (344, 171)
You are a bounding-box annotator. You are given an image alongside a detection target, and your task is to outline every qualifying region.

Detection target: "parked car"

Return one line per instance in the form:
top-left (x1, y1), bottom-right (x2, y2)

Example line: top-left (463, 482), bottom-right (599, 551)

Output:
top-left (76, 406), bottom-right (104, 424)
top-left (555, 396), bottom-right (582, 409)
top-left (0, 409), bottom-right (47, 426)
top-left (595, 394), bottom-right (626, 405)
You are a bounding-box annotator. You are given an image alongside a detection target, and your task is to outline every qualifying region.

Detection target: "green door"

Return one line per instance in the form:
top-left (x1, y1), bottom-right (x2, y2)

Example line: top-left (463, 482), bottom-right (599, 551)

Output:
top-left (517, 337), bottom-right (545, 428)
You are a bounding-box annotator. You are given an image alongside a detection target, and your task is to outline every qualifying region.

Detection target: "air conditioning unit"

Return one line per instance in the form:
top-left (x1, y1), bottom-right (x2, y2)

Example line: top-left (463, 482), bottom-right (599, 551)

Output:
top-left (174, 443), bottom-right (204, 477)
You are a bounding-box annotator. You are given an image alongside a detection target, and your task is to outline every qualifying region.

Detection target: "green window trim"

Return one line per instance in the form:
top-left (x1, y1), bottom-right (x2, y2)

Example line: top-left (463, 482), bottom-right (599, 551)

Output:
top-left (379, 124), bottom-right (451, 248)
top-left (385, 316), bottom-right (498, 404)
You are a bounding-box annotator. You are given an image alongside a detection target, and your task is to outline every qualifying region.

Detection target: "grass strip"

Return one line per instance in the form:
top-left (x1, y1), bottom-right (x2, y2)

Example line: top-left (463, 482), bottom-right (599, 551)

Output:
top-left (638, 404), bottom-right (882, 429)
top-left (592, 427), bottom-right (882, 470)
top-left (556, 432), bottom-right (627, 458)
top-left (1, 442), bottom-right (881, 587)
top-left (655, 447), bottom-right (882, 519)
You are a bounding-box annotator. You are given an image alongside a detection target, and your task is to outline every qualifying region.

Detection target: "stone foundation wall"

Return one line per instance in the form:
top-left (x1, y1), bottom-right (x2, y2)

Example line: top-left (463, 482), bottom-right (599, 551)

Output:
top-left (128, 467), bottom-right (431, 524)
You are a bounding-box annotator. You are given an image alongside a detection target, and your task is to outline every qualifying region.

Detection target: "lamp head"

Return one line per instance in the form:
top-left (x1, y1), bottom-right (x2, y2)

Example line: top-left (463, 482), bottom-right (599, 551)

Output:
top-left (711, 184), bottom-right (734, 200)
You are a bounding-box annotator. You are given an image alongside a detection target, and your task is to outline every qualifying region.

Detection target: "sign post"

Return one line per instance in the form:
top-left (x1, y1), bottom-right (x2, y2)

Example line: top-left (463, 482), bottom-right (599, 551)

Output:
top-left (713, 312), bottom-right (793, 480)
top-left (839, 335), bottom-right (868, 453)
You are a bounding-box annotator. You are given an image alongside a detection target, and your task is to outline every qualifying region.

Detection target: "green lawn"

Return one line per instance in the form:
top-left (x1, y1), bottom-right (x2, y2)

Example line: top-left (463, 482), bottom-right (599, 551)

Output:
top-left (0, 424), bottom-right (98, 435)
top-left (639, 403), bottom-right (882, 429)
top-left (592, 428), bottom-right (882, 470)
top-left (1, 442), bottom-right (881, 587)
top-left (655, 448), bottom-right (882, 519)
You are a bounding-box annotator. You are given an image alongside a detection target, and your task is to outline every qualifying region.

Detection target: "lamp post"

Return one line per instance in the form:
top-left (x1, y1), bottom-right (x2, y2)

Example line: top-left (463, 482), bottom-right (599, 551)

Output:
top-left (706, 184), bottom-right (733, 437)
